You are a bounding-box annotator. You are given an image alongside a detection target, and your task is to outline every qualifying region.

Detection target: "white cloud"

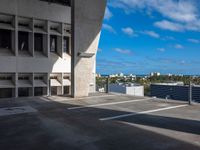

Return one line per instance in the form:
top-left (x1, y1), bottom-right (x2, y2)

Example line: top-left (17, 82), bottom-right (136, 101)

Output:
top-left (104, 7), bottom-right (113, 20)
top-left (110, 0), bottom-right (200, 32)
top-left (154, 20), bottom-right (184, 32)
top-left (114, 48), bottom-right (133, 54)
top-left (157, 48), bottom-right (165, 52)
top-left (144, 31), bottom-right (160, 38)
top-left (175, 44), bottom-right (184, 49)
top-left (188, 38), bottom-right (200, 43)
top-left (102, 24), bottom-right (116, 33)
top-left (122, 27), bottom-right (134, 36)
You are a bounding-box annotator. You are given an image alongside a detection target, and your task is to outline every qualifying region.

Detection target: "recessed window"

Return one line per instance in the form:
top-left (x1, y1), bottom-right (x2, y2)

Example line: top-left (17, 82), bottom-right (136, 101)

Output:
top-left (34, 76), bottom-right (43, 80)
top-left (50, 76), bottom-right (57, 79)
top-left (0, 76), bottom-right (12, 80)
top-left (63, 37), bottom-right (69, 54)
top-left (18, 31), bottom-right (29, 51)
top-left (18, 76), bottom-right (29, 80)
top-left (63, 76), bottom-right (70, 79)
top-left (50, 35), bottom-right (57, 53)
top-left (34, 33), bottom-right (43, 52)
top-left (40, 0), bottom-right (71, 6)
top-left (0, 29), bottom-right (11, 50)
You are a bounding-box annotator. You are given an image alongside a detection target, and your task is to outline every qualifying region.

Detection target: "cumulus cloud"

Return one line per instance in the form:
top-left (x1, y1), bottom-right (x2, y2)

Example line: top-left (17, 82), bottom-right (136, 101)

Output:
top-left (122, 27), bottom-right (135, 36)
top-left (144, 31), bottom-right (160, 38)
top-left (175, 44), bottom-right (184, 49)
top-left (188, 38), bottom-right (200, 43)
top-left (109, 0), bottom-right (200, 32)
top-left (104, 7), bottom-right (113, 20)
top-left (157, 48), bottom-right (165, 52)
top-left (102, 24), bottom-right (116, 33)
top-left (114, 48), bottom-right (133, 55)
top-left (154, 20), bottom-right (184, 32)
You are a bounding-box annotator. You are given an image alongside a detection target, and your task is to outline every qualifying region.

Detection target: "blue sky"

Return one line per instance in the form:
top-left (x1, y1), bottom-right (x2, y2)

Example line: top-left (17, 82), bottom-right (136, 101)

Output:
top-left (97, 0), bottom-right (200, 75)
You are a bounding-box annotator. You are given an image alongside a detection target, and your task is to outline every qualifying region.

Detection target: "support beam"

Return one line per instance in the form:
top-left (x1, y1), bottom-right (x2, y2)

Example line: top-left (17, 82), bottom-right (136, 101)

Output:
top-left (71, 0), bottom-right (107, 97)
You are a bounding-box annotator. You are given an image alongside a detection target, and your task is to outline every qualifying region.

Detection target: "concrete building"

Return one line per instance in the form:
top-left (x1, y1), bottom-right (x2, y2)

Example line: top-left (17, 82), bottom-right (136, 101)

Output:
top-left (0, 0), bottom-right (106, 98)
top-left (109, 83), bottom-right (144, 96)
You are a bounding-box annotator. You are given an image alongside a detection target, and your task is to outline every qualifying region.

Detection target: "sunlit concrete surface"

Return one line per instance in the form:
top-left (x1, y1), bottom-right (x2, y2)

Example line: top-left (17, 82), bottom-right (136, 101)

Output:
top-left (0, 94), bottom-right (200, 150)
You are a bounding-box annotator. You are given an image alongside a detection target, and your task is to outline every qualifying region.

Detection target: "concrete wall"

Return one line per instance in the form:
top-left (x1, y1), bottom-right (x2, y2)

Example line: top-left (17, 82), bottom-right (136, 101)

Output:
top-left (71, 0), bottom-right (107, 97)
top-left (126, 86), bottom-right (144, 96)
top-left (0, 0), bottom-right (71, 74)
top-left (109, 84), bottom-right (144, 96)
top-left (0, 0), bottom-right (72, 97)
top-left (0, 0), bottom-right (71, 23)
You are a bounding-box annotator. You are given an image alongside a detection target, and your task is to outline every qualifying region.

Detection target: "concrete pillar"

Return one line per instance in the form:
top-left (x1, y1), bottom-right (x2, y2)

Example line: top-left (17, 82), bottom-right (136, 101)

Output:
top-left (71, 0), bottom-right (106, 97)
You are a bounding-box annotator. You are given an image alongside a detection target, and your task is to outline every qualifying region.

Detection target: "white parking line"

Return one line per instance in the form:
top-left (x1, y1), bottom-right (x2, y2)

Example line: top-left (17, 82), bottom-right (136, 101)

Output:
top-left (73, 94), bottom-right (120, 100)
top-left (99, 104), bottom-right (188, 121)
top-left (68, 98), bottom-right (153, 110)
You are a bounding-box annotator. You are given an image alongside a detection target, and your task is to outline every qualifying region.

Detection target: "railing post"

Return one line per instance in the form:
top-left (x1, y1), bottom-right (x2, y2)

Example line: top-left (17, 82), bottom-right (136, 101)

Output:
top-left (189, 81), bottom-right (192, 105)
top-left (106, 77), bottom-right (109, 93)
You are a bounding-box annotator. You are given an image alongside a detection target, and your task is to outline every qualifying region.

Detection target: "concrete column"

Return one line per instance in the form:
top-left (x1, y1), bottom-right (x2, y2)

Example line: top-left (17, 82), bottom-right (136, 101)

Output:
top-left (15, 15), bottom-right (18, 56)
top-left (15, 73), bottom-right (18, 98)
top-left (71, 0), bottom-right (106, 97)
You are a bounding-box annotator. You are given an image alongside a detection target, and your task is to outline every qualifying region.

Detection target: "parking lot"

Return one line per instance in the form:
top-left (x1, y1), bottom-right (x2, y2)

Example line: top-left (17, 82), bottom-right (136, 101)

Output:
top-left (0, 93), bottom-right (200, 150)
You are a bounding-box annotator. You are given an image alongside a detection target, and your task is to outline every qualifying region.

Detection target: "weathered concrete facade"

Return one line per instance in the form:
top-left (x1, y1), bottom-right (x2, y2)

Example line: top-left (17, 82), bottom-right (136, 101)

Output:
top-left (0, 0), bottom-right (106, 98)
top-left (0, 0), bottom-right (72, 98)
top-left (71, 0), bottom-right (107, 97)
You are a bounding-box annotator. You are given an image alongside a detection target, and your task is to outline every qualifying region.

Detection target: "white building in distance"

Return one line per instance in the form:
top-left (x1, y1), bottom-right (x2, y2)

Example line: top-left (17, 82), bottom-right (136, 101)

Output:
top-left (109, 83), bottom-right (144, 96)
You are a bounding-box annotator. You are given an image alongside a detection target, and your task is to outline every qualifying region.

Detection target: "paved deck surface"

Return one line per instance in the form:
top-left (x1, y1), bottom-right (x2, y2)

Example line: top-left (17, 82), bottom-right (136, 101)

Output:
top-left (0, 93), bottom-right (200, 150)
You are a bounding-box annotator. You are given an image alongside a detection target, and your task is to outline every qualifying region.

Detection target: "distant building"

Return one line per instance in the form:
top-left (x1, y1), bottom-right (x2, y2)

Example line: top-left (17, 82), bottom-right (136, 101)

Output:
top-left (109, 83), bottom-right (144, 96)
top-left (96, 74), bottom-right (101, 78)
top-left (119, 73), bottom-right (124, 77)
top-left (168, 73), bottom-right (172, 77)
top-left (150, 72), bottom-right (160, 77)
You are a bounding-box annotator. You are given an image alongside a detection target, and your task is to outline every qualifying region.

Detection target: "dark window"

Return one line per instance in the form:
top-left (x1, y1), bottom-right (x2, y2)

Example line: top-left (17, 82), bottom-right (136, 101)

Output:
top-left (34, 33), bottom-right (43, 52)
top-left (19, 23), bottom-right (29, 28)
top-left (50, 35), bottom-right (57, 53)
top-left (51, 87), bottom-right (57, 95)
top-left (50, 27), bottom-right (58, 32)
top-left (18, 88), bottom-right (29, 97)
top-left (0, 20), bottom-right (12, 25)
top-left (64, 86), bottom-right (70, 95)
top-left (0, 76), bottom-right (12, 80)
top-left (0, 29), bottom-right (11, 50)
top-left (18, 76), bottom-right (29, 80)
top-left (18, 31), bottom-right (29, 51)
top-left (0, 88), bottom-right (13, 98)
top-left (63, 76), bottom-right (70, 79)
top-left (34, 76), bottom-right (43, 80)
top-left (34, 24), bottom-right (43, 30)
top-left (40, 0), bottom-right (71, 6)
top-left (34, 87), bottom-right (44, 96)
top-left (63, 37), bottom-right (69, 54)
top-left (50, 76), bottom-right (57, 79)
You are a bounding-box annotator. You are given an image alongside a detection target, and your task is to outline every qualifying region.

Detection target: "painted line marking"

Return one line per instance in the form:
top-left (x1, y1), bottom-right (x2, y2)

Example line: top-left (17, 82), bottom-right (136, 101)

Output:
top-left (46, 94), bottom-right (118, 102)
top-left (73, 94), bottom-right (119, 100)
top-left (68, 98), bottom-right (153, 110)
top-left (100, 104), bottom-right (188, 121)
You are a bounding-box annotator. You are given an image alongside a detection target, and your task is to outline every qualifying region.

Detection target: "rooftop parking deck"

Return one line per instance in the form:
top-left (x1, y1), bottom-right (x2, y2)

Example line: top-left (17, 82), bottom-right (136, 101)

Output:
top-left (0, 93), bottom-right (200, 150)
